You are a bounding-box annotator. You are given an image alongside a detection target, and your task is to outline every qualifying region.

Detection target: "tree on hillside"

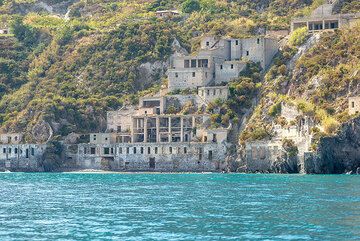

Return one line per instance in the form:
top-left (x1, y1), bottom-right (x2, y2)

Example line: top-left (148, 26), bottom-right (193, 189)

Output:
top-left (182, 0), bottom-right (201, 13)
top-left (10, 17), bottom-right (39, 48)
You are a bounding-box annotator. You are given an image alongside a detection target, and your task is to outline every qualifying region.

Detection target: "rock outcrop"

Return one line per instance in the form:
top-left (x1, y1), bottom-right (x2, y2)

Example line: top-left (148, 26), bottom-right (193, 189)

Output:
top-left (305, 117), bottom-right (360, 174)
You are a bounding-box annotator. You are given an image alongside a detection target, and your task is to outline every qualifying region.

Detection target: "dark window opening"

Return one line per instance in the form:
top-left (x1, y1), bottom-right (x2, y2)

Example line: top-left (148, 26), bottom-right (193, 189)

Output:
top-left (208, 150), bottom-right (213, 160)
top-left (149, 158), bottom-right (156, 169)
top-left (191, 59), bottom-right (197, 68)
top-left (104, 148), bottom-right (110, 155)
top-left (192, 72), bottom-right (196, 77)
top-left (91, 147), bottom-right (96, 155)
top-left (246, 51), bottom-right (249, 56)
top-left (148, 147), bottom-right (151, 154)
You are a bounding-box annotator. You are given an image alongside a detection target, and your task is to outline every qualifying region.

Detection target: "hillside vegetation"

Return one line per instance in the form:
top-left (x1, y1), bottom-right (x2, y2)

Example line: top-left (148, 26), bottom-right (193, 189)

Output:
top-left (0, 0), bottom-right (359, 142)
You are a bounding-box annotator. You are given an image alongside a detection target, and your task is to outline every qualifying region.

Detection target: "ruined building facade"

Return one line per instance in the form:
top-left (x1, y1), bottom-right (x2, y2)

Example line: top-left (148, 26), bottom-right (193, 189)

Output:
top-left (168, 36), bottom-right (279, 91)
top-left (77, 35), bottom-right (279, 172)
top-left (291, 1), bottom-right (360, 33)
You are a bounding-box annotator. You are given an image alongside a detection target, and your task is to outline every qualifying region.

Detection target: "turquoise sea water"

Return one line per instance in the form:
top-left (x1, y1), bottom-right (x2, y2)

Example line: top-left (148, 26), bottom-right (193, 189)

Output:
top-left (0, 173), bottom-right (359, 240)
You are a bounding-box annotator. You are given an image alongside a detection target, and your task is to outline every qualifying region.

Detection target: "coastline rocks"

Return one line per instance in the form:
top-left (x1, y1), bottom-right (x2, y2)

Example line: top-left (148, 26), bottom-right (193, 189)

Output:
top-left (307, 117), bottom-right (360, 174)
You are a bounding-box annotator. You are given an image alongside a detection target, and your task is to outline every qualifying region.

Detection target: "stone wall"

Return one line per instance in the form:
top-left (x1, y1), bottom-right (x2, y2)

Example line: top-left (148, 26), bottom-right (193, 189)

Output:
top-left (0, 144), bottom-right (47, 171)
top-left (77, 142), bottom-right (228, 172)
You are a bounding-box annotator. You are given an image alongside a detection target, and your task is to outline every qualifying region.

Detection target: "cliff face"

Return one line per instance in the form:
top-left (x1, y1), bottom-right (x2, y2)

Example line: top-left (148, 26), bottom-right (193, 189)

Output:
top-left (306, 117), bottom-right (360, 174)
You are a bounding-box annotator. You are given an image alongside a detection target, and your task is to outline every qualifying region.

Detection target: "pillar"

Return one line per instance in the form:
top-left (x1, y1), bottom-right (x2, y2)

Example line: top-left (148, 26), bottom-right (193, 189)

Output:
top-left (130, 118), bottom-right (135, 143)
top-left (156, 117), bottom-right (160, 143)
top-left (322, 20), bottom-right (325, 30)
top-left (169, 117), bottom-right (172, 143)
top-left (144, 117), bottom-right (148, 143)
top-left (180, 117), bottom-right (184, 142)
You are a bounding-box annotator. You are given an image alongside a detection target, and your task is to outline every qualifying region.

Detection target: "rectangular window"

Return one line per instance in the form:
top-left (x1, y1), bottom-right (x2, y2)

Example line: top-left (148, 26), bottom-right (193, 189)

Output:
top-left (31, 148), bottom-right (35, 156)
top-left (231, 64), bottom-right (234, 69)
top-left (141, 147), bottom-right (144, 154)
top-left (3, 148), bottom-right (6, 154)
top-left (191, 59), bottom-right (197, 68)
top-left (206, 41), bottom-right (210, 46)
top-left (119, 147), bottom-right (122, 154)
top-left (127, 147), bottom-right (130, 154)
top-left (257, 38), bottom-right (260, 44)
top-left (175, 73), bottom-right (178, 78)
top-left (184, 60), bottom-right (190, 68)
top-left (352, 102), bottom-right (355, 108)
top-left (246, 51), bottom-right (249, 56)
top-left (91, 147), bottom-right (96, 155)
top-left (220, 65), bottom-right (223, 70)
top-left (155, 147), bottom-right (158, 154)
top-left (199, 148), bottom-right (203, 160)
top-left (15, 148), bottom-right (18, 154)
top-left (235, 40), bottom-right (239, 45)
top-left (208, 150), bottom-right (213, 160)
top-left (133, 147), bottom-right (137, 154)
top-left (184, 147), bottom-right (187, 154)
top-left (93, 135), bottom-right (97, 141)
top-left (111, 148), bottom-right (114, 154)
top-left (104, 148), bottom-right (110, 155)
top-left (192, 72), bottom-right (196, 77)
top-left (9, 148), bottom-right (11, 154)
top-left (169, 147), bottom-right (172, 154)
top-left (148, 147), bottom-right (151, 154)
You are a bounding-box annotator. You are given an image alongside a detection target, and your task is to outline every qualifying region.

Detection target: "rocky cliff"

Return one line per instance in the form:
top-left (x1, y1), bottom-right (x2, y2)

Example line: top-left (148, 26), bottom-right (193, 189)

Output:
top-left (305, 117), bottom-right (360, 174)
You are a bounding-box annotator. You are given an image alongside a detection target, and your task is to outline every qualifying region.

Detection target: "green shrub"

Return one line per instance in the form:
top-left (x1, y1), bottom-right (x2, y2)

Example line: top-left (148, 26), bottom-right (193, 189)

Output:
top-left (289, 27), bottom-right (308, 46)
top-left (182, 0), bottom-right (201, 13)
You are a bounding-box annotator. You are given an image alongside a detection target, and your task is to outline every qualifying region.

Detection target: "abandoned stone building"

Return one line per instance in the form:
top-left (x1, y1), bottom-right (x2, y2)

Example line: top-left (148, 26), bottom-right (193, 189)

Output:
top-left (78, 82), bottom-right (232, 172)
top-left (349, 96), bottom-right (360, 115)
top-left (244, 103), bottom-right (314, 173)
top-left (168, 36), bottom-right (279, 91)
top-left (291, 1), bottom-right (360, 33)
top-left (0, 133), bottom-right (46, 171)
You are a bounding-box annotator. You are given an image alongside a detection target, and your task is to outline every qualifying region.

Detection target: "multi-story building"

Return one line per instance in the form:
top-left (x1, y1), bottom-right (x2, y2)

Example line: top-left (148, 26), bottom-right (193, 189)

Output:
top-left (78, 35), bottom-right (280, 172)
top-left (78, 92), bottom-right (231, 172)
top-left (168, 36), bottom-right (279, 91)
top-left (0, 133), bottom-right (46, 171)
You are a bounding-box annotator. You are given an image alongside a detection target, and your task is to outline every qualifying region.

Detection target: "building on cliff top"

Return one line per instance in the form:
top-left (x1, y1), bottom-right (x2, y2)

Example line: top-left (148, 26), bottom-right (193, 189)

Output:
top-left (291, 2), bottom-right (360, 33)
top-left (168, 36), bottom-right (279, 91)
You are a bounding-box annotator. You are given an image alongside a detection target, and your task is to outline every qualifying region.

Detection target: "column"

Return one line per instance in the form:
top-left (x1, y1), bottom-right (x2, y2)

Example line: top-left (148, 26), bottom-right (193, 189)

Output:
top-left (180, 117), bottom-right (184, 142)
top-left (322, 20), bottom-right (325, 30)
top-left (168, 117), bottom-right (172, 143)
top-left (130, 118), bottom-right (135, 143)
top-left (144, 117), bottom-right (148, 143)
top-left (156, 117), bottom-right (160, 143)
